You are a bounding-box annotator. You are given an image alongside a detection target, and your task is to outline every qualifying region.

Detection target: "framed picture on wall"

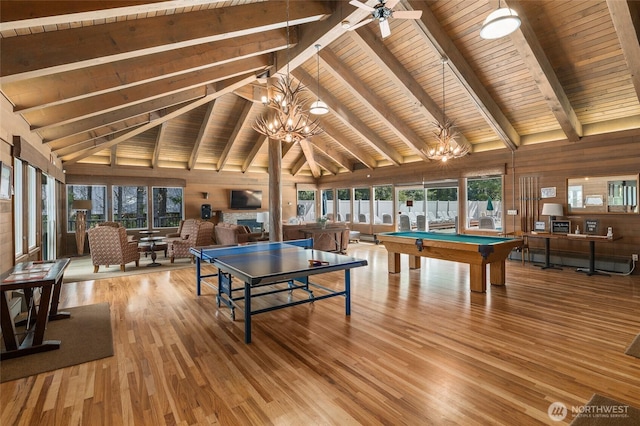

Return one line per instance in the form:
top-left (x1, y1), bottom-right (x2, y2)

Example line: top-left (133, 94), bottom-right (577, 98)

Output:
top-left (541, 187), bottom-right (557, 198)
top-left (0, 161), bottom-right (12, 200)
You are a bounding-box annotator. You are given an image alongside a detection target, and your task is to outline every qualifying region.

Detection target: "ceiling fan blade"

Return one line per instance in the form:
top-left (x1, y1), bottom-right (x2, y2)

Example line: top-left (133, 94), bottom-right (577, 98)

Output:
top-left (386, 0), bottom-right (401, 8)
top-left (392, 10), bottom-right (423, 20)
top-left (348, 18), bottom-right (374, 31)
top-left (349, 0), bottom-right (375, 12)
top-left (380, 19), bottom-right (391, 38)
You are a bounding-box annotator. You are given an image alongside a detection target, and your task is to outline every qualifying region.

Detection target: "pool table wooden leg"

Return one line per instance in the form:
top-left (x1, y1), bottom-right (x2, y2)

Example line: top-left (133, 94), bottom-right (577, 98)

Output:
top-left (409, 255), bottom-right (420, 269)
top-left (388, 252), bottom-right (401, 273)
top-left (489, 260), bottom-right (506, 286)
top-left (469, 264), bottom-right (487, 293)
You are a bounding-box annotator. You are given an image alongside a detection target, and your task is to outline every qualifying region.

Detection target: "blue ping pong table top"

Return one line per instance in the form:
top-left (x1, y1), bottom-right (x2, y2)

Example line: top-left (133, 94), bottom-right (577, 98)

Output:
top-left (192, 240), bottom-right (368, 285)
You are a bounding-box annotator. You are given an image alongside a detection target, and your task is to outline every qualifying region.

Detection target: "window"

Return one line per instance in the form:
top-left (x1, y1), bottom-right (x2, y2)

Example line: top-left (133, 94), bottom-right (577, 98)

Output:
top-left (353, 187), bottom-right (371, 223)
top-left (14, 159), bottom-right (23, 256)
top-left (337, 188), bottom-right (351, 222)
top-left (321, 189), bottom-right (334, 219)
top-left (397, 187), bottom-right (425, 229)
top-left (466, 176), bottom-right (502, 230)
top-left (152, 187), bottom-right (183, 228)
top-left (27, 165), bottom-right (37, 249)
top-left (67, 185), bottom-right (107, 231)
top-left (373, 185), bottom-right (393, 224)
top-left (114, 186), bottom-right (148, 229)
top-left (297, 189), bottom-right (316, 221)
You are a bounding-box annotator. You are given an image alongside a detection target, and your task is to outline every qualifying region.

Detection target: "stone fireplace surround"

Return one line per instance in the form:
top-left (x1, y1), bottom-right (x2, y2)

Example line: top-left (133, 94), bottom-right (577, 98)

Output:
top-left (220, 211), bottom-right (264, 233)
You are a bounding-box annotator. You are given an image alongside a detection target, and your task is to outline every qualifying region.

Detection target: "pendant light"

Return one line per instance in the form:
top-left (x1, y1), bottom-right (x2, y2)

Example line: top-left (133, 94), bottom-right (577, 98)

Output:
top-left (309, 44), bottom-right (329, 115)
top-left (480, 0), bottom-right (521, 39)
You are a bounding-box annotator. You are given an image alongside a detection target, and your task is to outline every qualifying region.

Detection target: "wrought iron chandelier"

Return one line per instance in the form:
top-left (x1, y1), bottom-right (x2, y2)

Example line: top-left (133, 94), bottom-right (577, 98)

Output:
top-left (425, 57), bottom-right (470, 162)
top-left (253, 0), bottom-right (323, 143)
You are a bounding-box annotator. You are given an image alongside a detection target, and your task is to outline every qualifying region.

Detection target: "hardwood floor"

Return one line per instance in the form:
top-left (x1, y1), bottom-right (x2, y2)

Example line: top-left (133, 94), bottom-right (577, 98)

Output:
top-left (2, 243), bottom-right (639, 425)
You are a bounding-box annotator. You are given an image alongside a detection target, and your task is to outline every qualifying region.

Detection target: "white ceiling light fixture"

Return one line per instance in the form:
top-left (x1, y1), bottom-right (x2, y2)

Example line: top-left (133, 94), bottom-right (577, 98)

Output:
top-left (309, 44), bottom-right (329, 116)
top-left (424, 57), bottom-right (470, 163)
top-left (479, 0), bottom-right (521, 39)
top-left (253, 0), bottom-right (322, 143)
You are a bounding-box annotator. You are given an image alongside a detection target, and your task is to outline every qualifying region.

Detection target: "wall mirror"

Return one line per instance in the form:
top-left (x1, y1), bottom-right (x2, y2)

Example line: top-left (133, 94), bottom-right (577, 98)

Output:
top-left (567, 174), bottom-right (638, 214)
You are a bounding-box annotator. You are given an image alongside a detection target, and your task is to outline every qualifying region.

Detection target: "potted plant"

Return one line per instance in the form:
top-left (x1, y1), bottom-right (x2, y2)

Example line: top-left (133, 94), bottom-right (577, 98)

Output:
top-left (317, 216), bottom-right (328, 229)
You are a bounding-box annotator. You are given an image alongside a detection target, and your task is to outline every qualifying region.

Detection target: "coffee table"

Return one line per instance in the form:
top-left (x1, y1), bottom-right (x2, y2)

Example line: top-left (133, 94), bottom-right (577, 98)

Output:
top-left (138, 236), bottom-right (167, 267)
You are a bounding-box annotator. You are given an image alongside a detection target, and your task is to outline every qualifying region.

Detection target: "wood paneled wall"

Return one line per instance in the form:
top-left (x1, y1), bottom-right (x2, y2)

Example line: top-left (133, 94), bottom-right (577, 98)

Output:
top-left (0, 138), bottom-right (13, 274)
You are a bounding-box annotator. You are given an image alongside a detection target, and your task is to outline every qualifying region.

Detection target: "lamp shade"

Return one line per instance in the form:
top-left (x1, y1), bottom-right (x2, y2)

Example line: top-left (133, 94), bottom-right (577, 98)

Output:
top-left (309, 100), bottom-right (329, 115)
top-left (479, 7), bottom-right (521, 39)
top-left (72, 199), bottom-right (92, 210)
top-left (256, 212), bottom-right (269, 223)
top-left (541, 203), bottom-right (563, 217)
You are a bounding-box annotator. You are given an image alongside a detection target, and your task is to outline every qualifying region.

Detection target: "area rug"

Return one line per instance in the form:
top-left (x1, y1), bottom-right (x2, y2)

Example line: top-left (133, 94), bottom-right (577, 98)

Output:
top-left (570, 394), bottom-right (640, 426)
top-left (63, 255), bottom-right (194, 283)
top-left (1, 303), bottom-right (113, 383)
top-left (624, 334), bottom-right (640, 359)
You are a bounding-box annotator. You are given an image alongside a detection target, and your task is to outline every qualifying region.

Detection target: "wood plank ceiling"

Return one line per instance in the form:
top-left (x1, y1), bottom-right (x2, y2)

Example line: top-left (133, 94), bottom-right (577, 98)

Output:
top-left (1, 0), bottom-right (639, 178)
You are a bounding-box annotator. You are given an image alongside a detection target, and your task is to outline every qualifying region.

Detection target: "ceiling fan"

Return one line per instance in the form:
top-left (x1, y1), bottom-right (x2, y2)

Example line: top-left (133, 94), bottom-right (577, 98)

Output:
top-left (347, 0), bottom-right (422, 38)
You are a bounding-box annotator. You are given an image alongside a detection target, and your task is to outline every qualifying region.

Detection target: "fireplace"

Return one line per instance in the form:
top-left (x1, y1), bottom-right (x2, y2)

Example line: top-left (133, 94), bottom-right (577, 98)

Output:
top-left (238, 219), bottom-right (262, 233)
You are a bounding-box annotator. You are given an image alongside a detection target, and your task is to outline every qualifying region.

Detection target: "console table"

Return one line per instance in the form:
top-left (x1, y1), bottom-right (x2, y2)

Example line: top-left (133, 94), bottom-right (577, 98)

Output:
top-left (0, 258), bottom-right (71, 359)
top-left (525, 232), bottom-right (622, 276)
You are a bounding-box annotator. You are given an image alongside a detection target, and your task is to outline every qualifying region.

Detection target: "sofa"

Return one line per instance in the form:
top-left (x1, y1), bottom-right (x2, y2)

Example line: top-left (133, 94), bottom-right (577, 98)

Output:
top-left (214, 222), bottom-right (263, 245)
top-left (282, 223), bottom-right (350, 253)
top-left (166, 219), bottom-right (214, 262)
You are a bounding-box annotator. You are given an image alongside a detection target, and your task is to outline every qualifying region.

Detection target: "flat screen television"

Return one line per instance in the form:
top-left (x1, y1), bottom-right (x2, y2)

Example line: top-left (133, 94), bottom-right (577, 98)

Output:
top-left (230, 190), bottom-right (262, 210)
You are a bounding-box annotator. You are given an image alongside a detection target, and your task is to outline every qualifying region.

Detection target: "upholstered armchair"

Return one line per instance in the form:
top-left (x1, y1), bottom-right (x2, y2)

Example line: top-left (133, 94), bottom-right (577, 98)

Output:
top-left (87, 225), bottom-right (140, 272)
top-left (167, 220), bottom-right (214, 263)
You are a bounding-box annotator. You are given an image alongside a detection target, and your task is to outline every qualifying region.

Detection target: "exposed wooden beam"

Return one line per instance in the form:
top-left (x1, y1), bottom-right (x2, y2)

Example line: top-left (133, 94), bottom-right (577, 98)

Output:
top-left (152, 122), bottom-right (168, 169)
top-left (37, 86), bottom-right (210, 141)
top-left (290, 153), bottom-right (307, 176)
top-left (25, 56), bottom-right (270, 129)
top-left (110, 145), bottom-right (117, 167)
top-left (217, 100), bottom-right (256, 171)
top-left (319, 120), bottom-right (377, 170)
top-left (0, 1), bottom-right (221, 29)
top-left (6, 29), bottom-right (291, 113)
top-left (47, 115), bottom-right (150, 148)
top-left (314, 153), bottom-right (340, 176)
top-left (508, 0), bottom-right (582, 142)
top-left (319, 48), bottom-right (429, 160)
top-left (292, 68), bottom-right (402, 166)
top-left (189, 100), bottom-right (216, 171)
top-left (607, 0), bottom-right (640, 102)
top-left (407, 0), bottom-right (520, 151)
top-left (1, 1), bottom-right (331, 82)
top-left (242, 135), bottom-right (268, 173)
top-left (307, 137), bottom-right (354, 172)
top-left (298, 139), bottom-right (321, 178)
top-left (349, 27), bottom-right (470, 147)
top-left (62, 74), bottom-right (255, 164)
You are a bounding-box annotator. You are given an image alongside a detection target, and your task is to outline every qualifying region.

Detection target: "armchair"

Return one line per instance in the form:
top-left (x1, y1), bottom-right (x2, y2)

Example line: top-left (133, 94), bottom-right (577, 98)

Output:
top-left (88, 225), bottom-right (140, 272)
top-left (167, 220), bottom-right (214, 262)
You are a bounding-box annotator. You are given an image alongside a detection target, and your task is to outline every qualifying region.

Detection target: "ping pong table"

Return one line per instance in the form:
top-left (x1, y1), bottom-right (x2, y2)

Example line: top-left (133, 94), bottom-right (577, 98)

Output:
top-left (190, 239), bottom-right (368, 343)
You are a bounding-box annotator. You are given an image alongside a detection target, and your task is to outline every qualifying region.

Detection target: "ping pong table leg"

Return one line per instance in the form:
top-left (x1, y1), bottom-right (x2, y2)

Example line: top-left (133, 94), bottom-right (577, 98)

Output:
top-left (196, 257), bottom-right (202, 296)
top-left (345, 269), bottom-right (351, 316)
top-left (244, 282), bottom-right (252, 343)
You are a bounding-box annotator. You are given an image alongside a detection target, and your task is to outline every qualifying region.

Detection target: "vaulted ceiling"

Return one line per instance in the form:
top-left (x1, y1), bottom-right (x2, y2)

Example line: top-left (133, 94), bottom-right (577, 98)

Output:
top-left (1, 0), bottom-right (639, 178)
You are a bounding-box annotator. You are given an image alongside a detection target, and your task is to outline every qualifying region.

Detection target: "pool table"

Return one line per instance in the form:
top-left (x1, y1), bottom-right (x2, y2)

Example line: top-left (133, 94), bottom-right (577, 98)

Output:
top-left (376, 231), bottom-right (523, 293)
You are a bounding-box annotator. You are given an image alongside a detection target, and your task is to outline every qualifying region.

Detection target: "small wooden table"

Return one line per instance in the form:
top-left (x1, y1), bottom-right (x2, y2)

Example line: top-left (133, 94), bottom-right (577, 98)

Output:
top-left (139, 236), bottom-right (167, 267)
top-left (0, 258), bottom-right (71, 360)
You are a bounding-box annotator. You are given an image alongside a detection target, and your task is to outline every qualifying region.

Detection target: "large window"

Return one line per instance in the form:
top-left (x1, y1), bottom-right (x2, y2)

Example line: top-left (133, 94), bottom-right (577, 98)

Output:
top-left (397, 187), bottom-right (425, 229)
top-left (321, 189), bottom-right (334, 219)
top-left (14, 159), bottom-right (23, 256)
top-left (67, 185), bottom-right (107, 231)
top-left (337, 188), bottom-right (351, 222)
top-left (297, 189), bottom-right (316, 221)
top-left (353, 187), bottom-right (371, 223)
top-left (113, 186), bottom-right (148, 229)
top-left (27, 165), bottom-right (37, 249)
top-left (466, 176), bottom-right (502, 230)
top-left (152, 187), bottom-right (183, 228)
top-left (373, 185), bottom-right (393, 224)
top-left (425, 182), bottom-right (458, 233)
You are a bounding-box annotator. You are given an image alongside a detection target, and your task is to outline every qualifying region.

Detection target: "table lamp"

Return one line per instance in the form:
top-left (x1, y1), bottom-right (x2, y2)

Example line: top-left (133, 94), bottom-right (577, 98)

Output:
top-left (256, 212), bottom-right (269, 238)
top-left (72, 199), bottom-right (92, 255)
top-left (541, 203), bottom-right (563, 230)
